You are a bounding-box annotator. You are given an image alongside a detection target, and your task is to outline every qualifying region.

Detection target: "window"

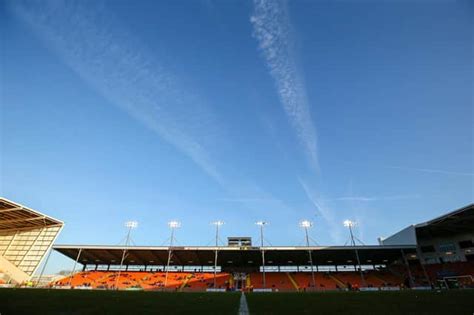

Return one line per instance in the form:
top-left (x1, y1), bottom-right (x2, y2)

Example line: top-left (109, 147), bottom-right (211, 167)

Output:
top-left (438, 243), bottom-right (456, 253)
top-left (420, 245), bottom-right (435, 253)
top-left (458, 240), bottom-right (474, 249)
top-left (442, 255), bottom-right (460, 263)
top-left (424, 256), bottom-right (438, 264)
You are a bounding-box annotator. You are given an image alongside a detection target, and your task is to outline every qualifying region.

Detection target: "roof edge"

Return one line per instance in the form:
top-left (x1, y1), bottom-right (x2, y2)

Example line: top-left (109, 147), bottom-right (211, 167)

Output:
top-left (0, 197), bottom-right (64, 226)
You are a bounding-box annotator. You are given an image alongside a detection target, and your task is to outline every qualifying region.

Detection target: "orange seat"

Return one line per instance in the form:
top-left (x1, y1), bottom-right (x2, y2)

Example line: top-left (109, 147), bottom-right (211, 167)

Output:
top-left (54, 271), bottom-right (231, 291)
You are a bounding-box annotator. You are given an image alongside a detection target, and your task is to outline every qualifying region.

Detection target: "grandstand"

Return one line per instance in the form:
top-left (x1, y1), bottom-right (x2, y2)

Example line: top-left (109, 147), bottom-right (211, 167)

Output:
top-left (0, 197), bottom-right (63, 285)
top-left (0, 198), bottom-right (472, 293)
top-left (47, 203), bottom-right (473, 292)
top-left (51, 244), bottom-right (418, 291)
top-left (380, 203), bottom-right (474, 288)
top-left (1, 199), bottom-right (473, 314)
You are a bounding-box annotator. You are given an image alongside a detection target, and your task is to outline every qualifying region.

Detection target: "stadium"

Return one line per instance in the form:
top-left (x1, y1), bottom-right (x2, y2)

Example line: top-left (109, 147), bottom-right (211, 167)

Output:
top-left (1, 197), bottom-right (473, 314)
top-left (3, 0), bottom-right (473, 313)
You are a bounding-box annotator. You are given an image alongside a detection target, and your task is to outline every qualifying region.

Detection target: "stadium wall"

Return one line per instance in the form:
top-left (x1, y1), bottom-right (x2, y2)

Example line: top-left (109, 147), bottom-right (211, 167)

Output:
top-left (0, 225), bottom-right (63, 276)
top-left (0, 198), bottom-right (64, 284)
top-left (417, 232), bottom-right (474, 264)
top-left (379, 225), bottom-right (417, 246)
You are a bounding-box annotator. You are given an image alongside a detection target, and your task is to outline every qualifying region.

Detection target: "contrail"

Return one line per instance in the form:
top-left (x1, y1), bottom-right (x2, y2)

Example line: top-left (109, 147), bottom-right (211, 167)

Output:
top-left (10, 0), bottom-right (296, 214)
top-left (331, 194), bottom-right (421, 202)
top-left (10, 0), bottom-right (225, 184)
top-left (299, 178), bottom-right (343, 243)
top-left (388, 166), bottom-right (474, 177)
top-left (250, 0), bottom-right (342, 240)
top-left (251, 0), bottom-right (319, 172)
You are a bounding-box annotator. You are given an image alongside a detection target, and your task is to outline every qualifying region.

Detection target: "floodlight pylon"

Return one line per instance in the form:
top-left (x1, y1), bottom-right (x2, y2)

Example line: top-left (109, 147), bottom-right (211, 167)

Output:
top-left (256, 221), bottom-right (268, 289)
top-left (115, 220), bottom-right (138, 290)
top-left (211, 220), bottom-right (224, 289)
top-left (164, 220), bottom-right (181, 287)
top-left (343, 219), bottom-right (366, 287)
top-left (300, 220), bottom-right (316, 290)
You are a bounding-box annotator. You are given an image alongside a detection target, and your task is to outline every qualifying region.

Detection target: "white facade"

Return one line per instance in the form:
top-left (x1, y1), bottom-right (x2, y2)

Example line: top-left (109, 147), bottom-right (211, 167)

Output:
top-left (380, 204), bottom-right (474, 265)
top-left (379, 225), bottom-right (417, 246)
top-left (0, 198), bottom-right (63, 284)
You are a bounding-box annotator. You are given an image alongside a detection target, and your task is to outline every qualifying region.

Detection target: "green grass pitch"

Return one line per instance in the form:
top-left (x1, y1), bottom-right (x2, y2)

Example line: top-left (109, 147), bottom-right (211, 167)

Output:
top-left (245, 290), bottom-right (474, 315)
top-left (0, 289), bottom-right (240, 315)
top-left (1, 288), bottom-right (473, 314)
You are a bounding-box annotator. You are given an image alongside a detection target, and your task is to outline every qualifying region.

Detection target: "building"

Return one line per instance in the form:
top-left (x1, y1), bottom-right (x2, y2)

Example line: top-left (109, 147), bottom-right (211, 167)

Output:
top-left (379, 204), bottom-right (474, 264)
top-left (51, 204), bottom-right (473, 290)
top-left (2, 197), bottom-right (472, 290)
top-left (0, 197), bottom-right (64, 284)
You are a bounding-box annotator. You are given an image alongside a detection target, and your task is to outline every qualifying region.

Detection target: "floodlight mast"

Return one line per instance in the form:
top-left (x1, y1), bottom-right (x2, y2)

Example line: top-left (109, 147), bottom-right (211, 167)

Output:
top-left (343, 220), bottom-right (356, 246)
top-left (115, 220), bottom-right (138, 290)
top-left (211, 220), bottom-right (224, 289)
top-left (343, 220), bottom-right (366, 287)
top-left (256, 221), bottom-right (268, 289)
top-left (67, 248), bottom-right (82, 287)
top-left (164, 220), bottom-right (180, 288)
top-left (300, 220), bottom-right (316, 290)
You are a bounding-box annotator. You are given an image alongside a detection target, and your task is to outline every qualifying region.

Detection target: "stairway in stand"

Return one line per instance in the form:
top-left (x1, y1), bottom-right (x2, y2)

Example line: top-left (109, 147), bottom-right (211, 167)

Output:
top-left (286, 272), bottom-right (299, 291)
top-left (328, 274), bottom-right (347, 289)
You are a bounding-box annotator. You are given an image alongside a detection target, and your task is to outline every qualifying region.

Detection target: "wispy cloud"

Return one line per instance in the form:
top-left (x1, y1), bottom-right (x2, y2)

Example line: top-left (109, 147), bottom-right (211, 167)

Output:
top-left (11, 0), bottom-right (296, 216)
top-left (330, 194), bottom-right (421, 202)
top-left (251, 0), bottom-right (319, 172)
top-left (298, 178), bottom-right (343, 243)
top-left (216, 179), bottom-right (297, 215)
top-left (387, 166), bottom-right (474, 177)
top-left (218, 197), bottom-right (281, 203)
top-left (250, 0), bottom-right (341, 240)
top-left (11, 0), bottom-right (224, 185)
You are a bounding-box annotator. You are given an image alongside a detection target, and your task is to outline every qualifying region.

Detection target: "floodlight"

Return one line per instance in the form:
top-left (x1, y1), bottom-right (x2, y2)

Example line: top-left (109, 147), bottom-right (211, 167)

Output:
top-left (299, 220), bottom-right (313, 228)
top-left (343, 220), bottom-right (355, 228)
top-left (211, 220), bottom-right (225, 226)
top-left (256, 220), bottom-right (268, 288)
top-left (125, 221), bottom-right (138, 229)
top-left (168, 220), bottom-right (181, 228)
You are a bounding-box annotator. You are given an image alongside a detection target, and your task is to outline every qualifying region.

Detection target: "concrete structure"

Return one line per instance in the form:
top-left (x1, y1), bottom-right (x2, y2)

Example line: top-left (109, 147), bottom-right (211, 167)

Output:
top-left (53, 244), bottom-right (417, 272)
top-left (0, 197), bottom-right (63, 284)
top-left (379, 204), bottom-right (474, 264)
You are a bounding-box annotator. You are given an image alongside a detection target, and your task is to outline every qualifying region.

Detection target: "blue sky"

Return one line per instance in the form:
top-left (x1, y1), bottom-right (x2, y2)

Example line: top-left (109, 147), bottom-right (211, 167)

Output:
top-left (1, 0), bottom-right (473, 273)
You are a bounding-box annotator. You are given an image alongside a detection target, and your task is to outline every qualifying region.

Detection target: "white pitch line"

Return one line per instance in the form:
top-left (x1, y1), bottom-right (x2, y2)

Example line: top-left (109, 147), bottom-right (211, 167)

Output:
top-left (238, 292), bottom-right (250, 315)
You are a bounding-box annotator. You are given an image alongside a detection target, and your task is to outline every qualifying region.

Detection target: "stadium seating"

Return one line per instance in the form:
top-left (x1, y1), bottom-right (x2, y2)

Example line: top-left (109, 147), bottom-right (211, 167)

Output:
top-left (371, 269), bottom-right (403, 287)
top-left (426, 261), bottom-right (474, 278)
top-left (54, 267), bottom-right (456, 291)
top-left (292, 272), bottom-right (339, 290)
top-left (0, 271), bottom-right (7, 285)
top-left (53, 271), bottom-right (231, 290)
top-left (246, 271), bottom-right (403, 291)
top-left (408, 261), bottom-right (474, 285)
top-left (249, 272), bottom-right (295, 290)
top-left (332, 272), bottom-right (363, 289)
top-left (290, 271), bottom-right (403, 291)
top-left (182, 272), bottom-right (230, 290)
